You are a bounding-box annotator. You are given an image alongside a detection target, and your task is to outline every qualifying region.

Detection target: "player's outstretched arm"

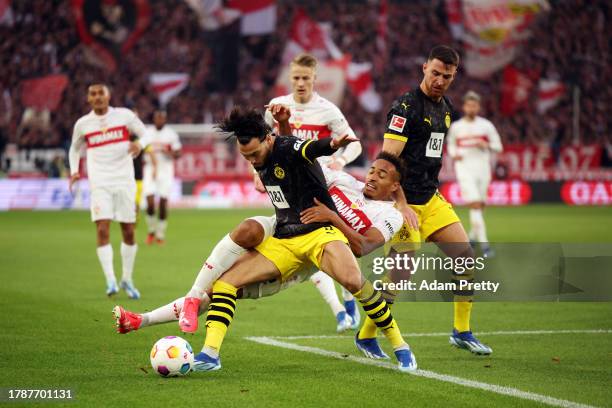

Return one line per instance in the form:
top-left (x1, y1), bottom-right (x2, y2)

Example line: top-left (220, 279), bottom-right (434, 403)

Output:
top-left (300, 198), bottom-right (384, 257)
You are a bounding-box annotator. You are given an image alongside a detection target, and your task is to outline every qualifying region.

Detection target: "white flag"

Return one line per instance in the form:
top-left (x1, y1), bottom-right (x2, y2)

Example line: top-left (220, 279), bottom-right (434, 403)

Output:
top-left (149, 73), bottom-right (189, 108)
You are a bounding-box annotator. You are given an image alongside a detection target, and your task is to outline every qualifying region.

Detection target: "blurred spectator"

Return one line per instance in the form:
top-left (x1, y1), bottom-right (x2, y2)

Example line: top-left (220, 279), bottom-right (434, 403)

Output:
top-left (0, 0), bottom-right (608, 171)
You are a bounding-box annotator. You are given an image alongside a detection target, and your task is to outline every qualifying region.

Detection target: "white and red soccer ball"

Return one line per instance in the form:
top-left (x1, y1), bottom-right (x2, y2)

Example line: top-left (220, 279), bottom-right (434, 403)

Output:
top-left (150, 336), bottom-right (194, 377)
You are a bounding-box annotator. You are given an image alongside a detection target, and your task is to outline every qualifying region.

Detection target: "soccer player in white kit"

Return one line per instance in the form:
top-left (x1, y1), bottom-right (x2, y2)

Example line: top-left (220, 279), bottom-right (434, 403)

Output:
top-left (143, 109), bottom-right (182, 245)
top-left (263, 54), bottom-right (364, 332)
top-left (69, 83), bottom-right (149, 298)
top-left (447, 91), bottom-right (503, 257)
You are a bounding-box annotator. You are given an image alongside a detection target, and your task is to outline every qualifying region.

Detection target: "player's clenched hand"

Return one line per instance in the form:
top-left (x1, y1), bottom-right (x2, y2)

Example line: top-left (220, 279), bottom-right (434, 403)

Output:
top-left (253, 173), bottom-right (266, 193)
top-left (300, 197), bottom-right (335, 224)
top-left (330, 134), bottom-right (359, 149)
top-left (398, 204), bottom-right (419, 231)
top-left (128, 141), bottom-right (142, 157)
top-left (69, 173), bottom-right (80, 195)
top-left (265, 104), bottom-right (291, 123)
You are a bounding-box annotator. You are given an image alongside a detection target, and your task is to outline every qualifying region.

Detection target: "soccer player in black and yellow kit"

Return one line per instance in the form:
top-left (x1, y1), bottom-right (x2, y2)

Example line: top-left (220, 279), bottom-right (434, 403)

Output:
top-left (192, 107), bottom-right (417, 372)
top-left (355, 45), bottom-right (492, 358)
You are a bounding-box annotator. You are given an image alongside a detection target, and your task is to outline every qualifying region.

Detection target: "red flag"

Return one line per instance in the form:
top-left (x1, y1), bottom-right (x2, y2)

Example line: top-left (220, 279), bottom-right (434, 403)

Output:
top-left (149, 73), bottom-right (189, 108)
top-left (536, 78), bottom-right (565, 113)
top-left (227, 0), bottom-right (276, 35)
top-left (21, 75), bottom-right (69, 111)
top-left (500, 66), bottom-right (535, 116)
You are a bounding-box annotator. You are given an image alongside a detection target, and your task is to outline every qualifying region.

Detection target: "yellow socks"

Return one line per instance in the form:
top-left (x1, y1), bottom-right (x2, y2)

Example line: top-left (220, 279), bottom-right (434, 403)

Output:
top-left (204, 280), bottom-right (238, 352)
top-left (453, 301), bottom-right (473, 332)
top-left (357, 275), bottom-right (398, 340)
top-left (353, 280), bottom-right (405, 349)
top-left (452, 268), bottom-right (474, 332)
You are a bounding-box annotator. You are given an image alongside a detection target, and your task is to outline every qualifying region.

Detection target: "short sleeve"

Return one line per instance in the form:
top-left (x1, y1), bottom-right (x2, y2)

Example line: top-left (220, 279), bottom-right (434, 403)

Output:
top-left (170, 129), bottom-right (182, 150)
top-left (328, 107), bottom-right (355, 139)
top-left (126, 109), bottom-right (147, 139)
top-left (383, 97), bottom-right (417, 143)
top-left (372, 207), bottom-right (404, 242)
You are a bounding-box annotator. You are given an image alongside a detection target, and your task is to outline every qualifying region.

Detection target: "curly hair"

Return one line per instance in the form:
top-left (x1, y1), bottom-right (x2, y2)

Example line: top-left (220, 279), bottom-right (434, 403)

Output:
top-left (375, 151), bottom-right (406, 183)
top-left (216, 106), bottom-right (272, 145)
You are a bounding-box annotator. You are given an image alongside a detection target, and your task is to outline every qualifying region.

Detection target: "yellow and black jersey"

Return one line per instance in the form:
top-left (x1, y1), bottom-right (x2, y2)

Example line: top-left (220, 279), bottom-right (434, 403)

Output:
top-left (256, 136), bottom-right (338, 238)
top-left (384, 87), bottom-right (459, 204)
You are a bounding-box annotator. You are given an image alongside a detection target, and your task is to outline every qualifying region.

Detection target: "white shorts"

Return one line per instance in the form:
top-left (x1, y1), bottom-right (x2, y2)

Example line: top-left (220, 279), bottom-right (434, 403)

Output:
top-left (457, 172), bottom-right (491, 203)
top-left (248, 215), bottom-right (277, 241)
top-left (90, 184), bottom-right (136, 223)
top-left (240, 266), bottom-right (316, 299)
top-left (142, 165), bottom-right (173, 198)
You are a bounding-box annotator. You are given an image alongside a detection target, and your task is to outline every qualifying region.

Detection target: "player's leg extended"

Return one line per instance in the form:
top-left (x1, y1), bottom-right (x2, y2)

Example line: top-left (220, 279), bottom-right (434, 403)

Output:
top-left (428, 222), bottom-right (492, 355)
top-left (193, 251), bottom-right (280, 372)
top-left (119, 222), bottom-right (140, 299)
top-left (113, 297), bottom-right (209, 333)
top-left (145, 195), bottom-right (156, 245)
top-left (356, 248), bottom-right (413, 359)
top-left (356, 220), bottom-right (421, 359)
top-left (95, 219), bottom-right (117, 296)
top-left (180, 216), bottom-right (275, 333)
top-left (309, 271), bottom-right (351, 332)
top-left (155, 197), bottom-right (168, 244)
top-left (319, 241), bottom-right (416, 371)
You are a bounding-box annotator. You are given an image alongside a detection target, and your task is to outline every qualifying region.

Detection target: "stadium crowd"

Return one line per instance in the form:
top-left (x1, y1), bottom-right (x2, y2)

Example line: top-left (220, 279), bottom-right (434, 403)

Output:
top-left (0, 0), bottom-right (609, 172)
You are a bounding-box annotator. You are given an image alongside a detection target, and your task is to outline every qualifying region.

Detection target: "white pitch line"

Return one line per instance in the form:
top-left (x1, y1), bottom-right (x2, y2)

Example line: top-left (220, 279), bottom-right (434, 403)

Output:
top-left (271, 329), bottom-right (612, 340)
top-left (245, 336), bottom-right (598, 408)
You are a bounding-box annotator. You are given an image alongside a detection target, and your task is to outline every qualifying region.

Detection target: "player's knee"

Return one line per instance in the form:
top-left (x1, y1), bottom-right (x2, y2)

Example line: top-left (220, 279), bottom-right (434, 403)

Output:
top-left (159, 201), bottom-right (168, 220)
top-left (121, 226), bottom-right (135, 244)
top-left (97, 226), bottom-right (110, 245)
top-left (337, 270), bottom-right (363, 294)
top-left (230, 220), bottom-right (264, 248)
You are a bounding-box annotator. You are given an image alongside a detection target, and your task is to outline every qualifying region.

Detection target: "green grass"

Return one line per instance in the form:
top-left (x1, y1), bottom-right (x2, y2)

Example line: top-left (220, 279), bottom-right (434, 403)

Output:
top-left (0, 205), bottom-right (611, 407)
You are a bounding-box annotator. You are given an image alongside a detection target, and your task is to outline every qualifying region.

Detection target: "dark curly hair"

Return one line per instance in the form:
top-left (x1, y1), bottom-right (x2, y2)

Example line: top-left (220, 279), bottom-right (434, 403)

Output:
top-left (375, 151), bottom-right (406, 183)
top-left (216, 106), bottom-right (272, 145)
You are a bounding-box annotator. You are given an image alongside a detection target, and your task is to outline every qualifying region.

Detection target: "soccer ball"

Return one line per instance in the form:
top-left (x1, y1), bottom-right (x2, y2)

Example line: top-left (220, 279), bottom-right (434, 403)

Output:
top-left (150, 336), bottom-right (194, 377)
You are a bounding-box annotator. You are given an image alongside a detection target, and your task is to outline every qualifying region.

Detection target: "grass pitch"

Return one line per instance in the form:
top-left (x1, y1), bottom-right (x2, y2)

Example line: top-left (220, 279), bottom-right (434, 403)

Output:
top-left (0, 205), bottom-right (611, 407)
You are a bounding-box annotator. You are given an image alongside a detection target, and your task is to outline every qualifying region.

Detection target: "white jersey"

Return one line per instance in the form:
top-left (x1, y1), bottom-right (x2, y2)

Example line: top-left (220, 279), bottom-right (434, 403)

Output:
top-left (69, 107), bottom-right (147, 188)
top-left (447, 116), bottom-right (503, 175)
top-left (322, 166), bottom-right (403, 242)
top-left (143, 125), bottom-right (182, 176)
top-left (264, 92), bottom-right (361, 165)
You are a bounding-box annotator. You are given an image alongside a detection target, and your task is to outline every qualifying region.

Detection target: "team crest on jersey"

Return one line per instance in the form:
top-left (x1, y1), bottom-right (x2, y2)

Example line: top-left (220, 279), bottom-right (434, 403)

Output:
top-left (274, 165), bottom-right (285, 179)
top-left (445, 112), bottom-right (451, 128)
top-left (389, 115), bottom-right (406, 132)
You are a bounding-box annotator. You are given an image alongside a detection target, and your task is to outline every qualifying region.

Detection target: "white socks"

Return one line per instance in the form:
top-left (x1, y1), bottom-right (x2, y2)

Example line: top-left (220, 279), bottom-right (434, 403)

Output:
top-left (96, 244), bottom-right (115, 284)
top-left (469, 208), bottom-right (488, 243)
top-left (187, 234), bottom-right (247, 299)
top-left (120, 242), bottom-right (138, 283)
top-left (310, 271), bottom-right (345, 316)
top-left (146, 215), bottom-right (168, 239)
top-left (145, 215), bottom-right (157, 235)
top-left (156, 220), bottom-right (167, 240)
top-left (142, 296), bottom-right (211, 327)
top-left (341, 286), bottom-right (354, 302)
